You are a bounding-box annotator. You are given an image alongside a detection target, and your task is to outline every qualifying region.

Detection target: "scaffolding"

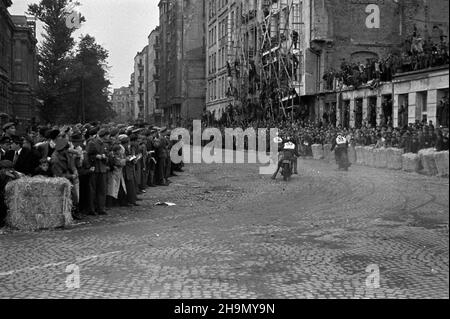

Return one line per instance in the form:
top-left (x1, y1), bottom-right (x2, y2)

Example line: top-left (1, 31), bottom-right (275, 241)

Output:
top-left (227, 0), bottom-right (303, 122)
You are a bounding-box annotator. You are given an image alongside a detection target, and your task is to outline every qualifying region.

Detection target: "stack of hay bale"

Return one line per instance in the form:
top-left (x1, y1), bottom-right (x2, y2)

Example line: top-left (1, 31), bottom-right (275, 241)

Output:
top-left (402, 153), bottom-right (421, 173)
top-left (374, 148), bottom-right (388, 168)
top-left (418, 148), bottom-right (439, 176)
top-left (434, 151), bottom-right (449, 177)
top-left (386, 148), bottom-right (404, 170)
top-left (348, 145), bottom-right (357, 164)
top-left (355, 146), bottom-right (365, 165)
top-left (323, 144), bottom-right (335, 163)
top-left (311, 144), bottom-right (324, 160)
top-left (5, 177), bottom-right (73, 231)
top-left (364, 146), bottom-right (375, 167)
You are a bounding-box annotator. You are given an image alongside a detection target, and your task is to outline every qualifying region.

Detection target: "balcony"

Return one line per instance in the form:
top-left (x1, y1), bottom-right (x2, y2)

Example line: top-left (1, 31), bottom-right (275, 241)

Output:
top-left (153, 73), bottom-right (160, 81)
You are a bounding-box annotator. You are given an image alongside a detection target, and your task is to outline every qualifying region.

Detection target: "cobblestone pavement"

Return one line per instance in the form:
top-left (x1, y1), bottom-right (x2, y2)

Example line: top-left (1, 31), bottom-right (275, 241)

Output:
top-left (0, 158), bottom-right (448, 299)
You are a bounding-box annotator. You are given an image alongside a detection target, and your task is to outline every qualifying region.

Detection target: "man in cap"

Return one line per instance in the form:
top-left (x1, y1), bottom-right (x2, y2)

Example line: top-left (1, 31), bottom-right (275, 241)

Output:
top-left (0, 160), bottom-right (21, 227)
top-left (154, 128), bottom-right (169, 186)
top-left (13, 135), bottom-right (40, 176)
top-left (86, 128), bottom-right (110, 215)
top-left (35, 128), bottom-right (60, 160)
top-left (51, 138), bottom-right (81, 220)
top-left (2, 122), bottom-right (17, 139)
top-left (119, 134), bottom-right (139, 206)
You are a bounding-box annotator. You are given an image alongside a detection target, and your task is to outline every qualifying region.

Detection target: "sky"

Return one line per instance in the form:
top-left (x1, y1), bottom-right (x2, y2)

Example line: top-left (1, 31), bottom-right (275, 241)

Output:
top-left (9, 0), bottom-right (160, 89)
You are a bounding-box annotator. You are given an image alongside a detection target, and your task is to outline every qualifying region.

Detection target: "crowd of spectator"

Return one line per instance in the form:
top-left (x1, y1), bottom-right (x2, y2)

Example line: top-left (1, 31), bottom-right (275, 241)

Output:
top-left (323, 32), bottom-right (449, 91)
top-left (0, 122), bottom-right (183, 228)
top-left (202, 117), bottom-right (449, 157)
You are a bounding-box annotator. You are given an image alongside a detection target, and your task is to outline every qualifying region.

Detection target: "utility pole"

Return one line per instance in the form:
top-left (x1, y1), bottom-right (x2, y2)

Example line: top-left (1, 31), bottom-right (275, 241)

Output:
top-left (81, 77), bottom-right (85, 123)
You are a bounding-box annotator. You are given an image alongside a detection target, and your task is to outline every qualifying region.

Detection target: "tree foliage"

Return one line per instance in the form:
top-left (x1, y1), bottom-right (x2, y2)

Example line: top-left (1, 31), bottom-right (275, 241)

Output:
top-left (28, 0), bottom-right (113, 123)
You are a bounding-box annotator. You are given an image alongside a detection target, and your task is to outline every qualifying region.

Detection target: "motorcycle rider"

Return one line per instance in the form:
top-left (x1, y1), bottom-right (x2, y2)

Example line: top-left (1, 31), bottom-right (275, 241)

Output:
top-left (271, 135), bottom-right (299, 180)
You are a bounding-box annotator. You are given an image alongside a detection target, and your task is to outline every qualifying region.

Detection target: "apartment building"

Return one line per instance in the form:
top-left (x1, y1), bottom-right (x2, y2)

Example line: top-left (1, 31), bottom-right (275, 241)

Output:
top-left (158, 0), bottom-right (206, 127)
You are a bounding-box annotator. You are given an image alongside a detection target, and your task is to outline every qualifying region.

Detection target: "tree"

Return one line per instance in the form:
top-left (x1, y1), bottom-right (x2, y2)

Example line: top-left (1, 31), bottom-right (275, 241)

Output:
top-left (28, 0), bottom-right (85, 123)
top-left (67, 35), bottom-right (114, 123)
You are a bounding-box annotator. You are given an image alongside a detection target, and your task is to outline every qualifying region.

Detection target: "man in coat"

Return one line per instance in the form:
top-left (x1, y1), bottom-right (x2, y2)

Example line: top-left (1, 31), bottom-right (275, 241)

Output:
top-left (120, 134), bottom-right (139, 206)
top-left (331, 132), bottom-right (351, 171)
top-left (86, 128), bottom-right (110, 215)
top-left (14, 135), bottom-right (40, 176)
top-left (51, 138), bottom-right (81, 220)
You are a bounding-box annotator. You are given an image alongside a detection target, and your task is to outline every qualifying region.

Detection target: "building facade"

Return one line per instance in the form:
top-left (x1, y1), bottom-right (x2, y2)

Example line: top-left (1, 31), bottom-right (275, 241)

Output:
top-left (205, 0), bottom-right (448, 127)
top-left (158, 0), bottom-right (206, 127)
top-left (132, 47), bottom-right (148, 121)
top-left (146, 27), bottom-right (162, 125)
top-left (301, 0), bottom-right (449, 124)
top-left (0, 0), bottom-right (38, 124)
top-left (206, 0), bottom-right (236, 121)
top-left (111, 86), bottom-right (133, 123)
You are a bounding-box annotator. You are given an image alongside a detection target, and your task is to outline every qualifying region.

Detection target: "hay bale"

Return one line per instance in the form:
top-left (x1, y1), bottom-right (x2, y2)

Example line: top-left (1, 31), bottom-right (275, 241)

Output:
top-left (364, 146), bottom-right (375, 167)
top-left (323, 144), bottom-right (332, 162)
top-left (5, 177), bottom-right (73, 231)
top-left (311, 144), bottom-right (324, 160)
top-left (386, 148), bottom-right (404, 170)
top-left (355, 146), bottom-right (364, 165)
top-left (402, 153), bottom-right (421, 173)
top-left (434, 151), bottom-right (449, 177)
top-left (374, 148), bottom-right (388, 168)
top-left (418, 148), bottom-right (438, 176)
top-left (348, 145), bottom-right (357, 164)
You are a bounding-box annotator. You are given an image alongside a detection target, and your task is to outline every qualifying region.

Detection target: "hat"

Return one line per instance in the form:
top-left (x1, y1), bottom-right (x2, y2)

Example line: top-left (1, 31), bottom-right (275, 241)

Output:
top-left (109, 128), bottom-right (120, 137)
top-left (160, 127), bottom-right (168, 134)
top-left (70, 131), bottom-right (84, 143)
top-left (97, 128), bottom-right (110, 138)
top-left (55, 138), bottom-right (69, 151)
top-left (2, 122), bottom-right (15, 130)
top-left (47, 129), bottom-right (60, 140)
top-left (118, 134), bottom-right (129, 143)
top-left (132, 128), bottom-right (144, 135)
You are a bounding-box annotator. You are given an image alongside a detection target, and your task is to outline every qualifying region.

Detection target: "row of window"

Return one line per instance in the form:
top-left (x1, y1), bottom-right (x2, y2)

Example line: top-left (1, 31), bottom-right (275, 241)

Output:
top-left (208, 0), bottom-right (229, 20)
top-left (207, 75), bottom-right (230, 102)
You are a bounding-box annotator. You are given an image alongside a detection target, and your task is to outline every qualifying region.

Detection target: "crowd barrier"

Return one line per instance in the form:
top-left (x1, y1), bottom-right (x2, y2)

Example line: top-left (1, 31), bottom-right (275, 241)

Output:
top-left (401, 153), bottom-right (421, 173)
top-left (311, 144), bottom-right (324, 160)
top-left (418, 148), bottom-right (439, 176)
top-left (348, 146), bottom-right (357, 164)
top-left (323, 144), bottom-right (334, 163)
top-left (434, 151), bottom-right (450, 177)
top-left (5, 177), bottom-right (73, 231)
top-left (386, 148), bottom-right (404, 170)
top-left (355, 146), bottom-right (364, 165)
top-left (309, 144), bottom-right (448, 177)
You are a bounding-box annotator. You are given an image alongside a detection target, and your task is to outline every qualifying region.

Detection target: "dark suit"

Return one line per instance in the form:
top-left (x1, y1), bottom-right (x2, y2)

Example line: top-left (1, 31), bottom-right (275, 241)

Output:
top-left (86, 137), bottom-right (109, 213)
top-left (14, 148), bottom-right (40, 176)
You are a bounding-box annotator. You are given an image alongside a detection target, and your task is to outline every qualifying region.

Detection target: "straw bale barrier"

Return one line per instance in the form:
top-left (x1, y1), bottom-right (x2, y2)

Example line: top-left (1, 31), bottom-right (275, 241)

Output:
top-left (434, 151), bottom-right (449, 177)
top-left (5, 177), bottom-right (73, 231)
top-left (386, 148), bottom-right (404, 170)
top-left (402, 153), bottom-right (421, 173)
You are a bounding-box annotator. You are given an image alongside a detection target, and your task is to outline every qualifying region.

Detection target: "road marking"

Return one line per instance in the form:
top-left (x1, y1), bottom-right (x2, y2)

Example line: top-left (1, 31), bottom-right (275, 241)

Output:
top-left (0, 251), bottom-right (123, 277)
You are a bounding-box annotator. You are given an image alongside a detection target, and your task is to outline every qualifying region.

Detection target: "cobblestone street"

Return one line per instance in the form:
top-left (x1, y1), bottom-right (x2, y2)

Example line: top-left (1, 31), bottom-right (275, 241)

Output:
top-left (0, 158), bottom-right (448, 299)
